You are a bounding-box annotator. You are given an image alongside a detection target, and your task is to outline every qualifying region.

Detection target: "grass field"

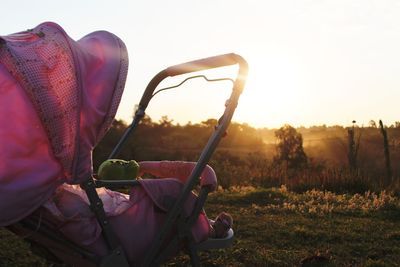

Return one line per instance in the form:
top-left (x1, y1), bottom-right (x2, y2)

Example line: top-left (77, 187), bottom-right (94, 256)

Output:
top-left (1, 186), bottom-right (400, 266)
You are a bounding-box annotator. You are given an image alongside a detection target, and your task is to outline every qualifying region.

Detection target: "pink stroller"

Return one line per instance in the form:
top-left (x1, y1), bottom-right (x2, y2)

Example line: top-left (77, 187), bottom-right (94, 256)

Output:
top-left (0, 22), bottom-right (248, 266)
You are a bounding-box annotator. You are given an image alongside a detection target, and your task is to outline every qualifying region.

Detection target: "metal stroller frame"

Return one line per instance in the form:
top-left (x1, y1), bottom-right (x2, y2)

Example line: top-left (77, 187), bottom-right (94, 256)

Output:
top-left (9, 53), bottom-right (248, 267)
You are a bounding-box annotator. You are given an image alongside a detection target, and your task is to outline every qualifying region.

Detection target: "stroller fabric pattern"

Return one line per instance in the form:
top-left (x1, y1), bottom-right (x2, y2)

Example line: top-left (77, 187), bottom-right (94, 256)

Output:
top-left (0, 21), bottom-right (127, 225)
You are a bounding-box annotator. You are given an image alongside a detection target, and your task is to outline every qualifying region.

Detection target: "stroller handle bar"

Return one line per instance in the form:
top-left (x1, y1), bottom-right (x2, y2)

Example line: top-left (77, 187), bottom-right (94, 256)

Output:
top-left (138, 53), bottom-right (248, 111)
top-left (108, 53), bottom-right (248, 159)
top-left (166, 53), bottom-right (246, 77)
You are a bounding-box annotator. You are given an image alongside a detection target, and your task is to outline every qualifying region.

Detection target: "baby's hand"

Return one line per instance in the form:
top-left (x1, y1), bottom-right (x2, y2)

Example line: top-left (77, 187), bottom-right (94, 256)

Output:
top-left (97, 159), bottom-right (140, 180)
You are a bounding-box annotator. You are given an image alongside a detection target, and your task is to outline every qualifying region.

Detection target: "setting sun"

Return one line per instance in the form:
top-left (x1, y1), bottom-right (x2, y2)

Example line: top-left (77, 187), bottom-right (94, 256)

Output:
top-left (235, 52), bottom-right (308, 128)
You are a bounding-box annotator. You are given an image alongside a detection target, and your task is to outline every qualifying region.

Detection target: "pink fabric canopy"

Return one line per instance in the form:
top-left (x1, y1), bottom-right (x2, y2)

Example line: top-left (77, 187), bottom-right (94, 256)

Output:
top-left (0, 22), bottom-right (128, 226)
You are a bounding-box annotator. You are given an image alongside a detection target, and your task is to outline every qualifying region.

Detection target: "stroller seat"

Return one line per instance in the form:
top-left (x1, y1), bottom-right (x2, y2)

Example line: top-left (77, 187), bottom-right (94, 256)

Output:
top-left (39, 161), bottom-right (217, 265)
top-left (0, 22), bottom-right (247, 266)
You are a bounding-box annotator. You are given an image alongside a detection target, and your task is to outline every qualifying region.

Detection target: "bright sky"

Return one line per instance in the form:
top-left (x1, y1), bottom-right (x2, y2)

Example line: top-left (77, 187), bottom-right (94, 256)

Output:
top-left (2, 0), bottom-right (400, 128)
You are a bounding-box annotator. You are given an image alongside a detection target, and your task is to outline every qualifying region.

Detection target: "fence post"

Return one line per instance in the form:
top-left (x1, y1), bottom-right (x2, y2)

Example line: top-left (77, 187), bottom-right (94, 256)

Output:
top-left (379, 120), bottom-right (392, 186)
top-left (347, 121), bottom-right (357, 170)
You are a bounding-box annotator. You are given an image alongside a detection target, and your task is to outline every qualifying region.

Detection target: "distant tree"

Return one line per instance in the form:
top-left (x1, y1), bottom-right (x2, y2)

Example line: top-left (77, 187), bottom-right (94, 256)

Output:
top-left (274, 124), bottom-right (307, 169)
top-left (201, 118), bottom-right (218, 128)
top-left (159, 115), bottom-right (173, 127)
top-left (369, 120), bottom-right (377, 128)
top-left (140, 115), bottom-right (154, 126)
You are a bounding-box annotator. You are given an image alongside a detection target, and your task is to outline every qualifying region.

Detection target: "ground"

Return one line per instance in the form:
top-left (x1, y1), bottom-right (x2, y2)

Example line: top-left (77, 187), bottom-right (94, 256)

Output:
top-left (1, 187), bottom-right (399, 266)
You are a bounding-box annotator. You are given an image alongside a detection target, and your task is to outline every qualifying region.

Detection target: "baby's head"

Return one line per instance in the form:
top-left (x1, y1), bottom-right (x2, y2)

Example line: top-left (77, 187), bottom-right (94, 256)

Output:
top-left (213, 212), bottom-right (233, 238)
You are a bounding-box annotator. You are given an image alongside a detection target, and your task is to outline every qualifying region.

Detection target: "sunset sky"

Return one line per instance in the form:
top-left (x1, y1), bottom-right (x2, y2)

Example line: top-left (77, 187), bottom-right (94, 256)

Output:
top-left (2, 0), bottom-right (400, 128)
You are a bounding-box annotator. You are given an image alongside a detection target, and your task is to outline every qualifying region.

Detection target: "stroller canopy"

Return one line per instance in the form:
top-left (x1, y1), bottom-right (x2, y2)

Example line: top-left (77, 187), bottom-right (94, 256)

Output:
top-left (0, 22), bottom-right (128, 225)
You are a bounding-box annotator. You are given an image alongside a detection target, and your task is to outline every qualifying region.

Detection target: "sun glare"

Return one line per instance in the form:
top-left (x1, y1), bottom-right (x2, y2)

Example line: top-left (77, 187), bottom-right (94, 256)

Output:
top-left (235, 53), bottom-right (309, 128)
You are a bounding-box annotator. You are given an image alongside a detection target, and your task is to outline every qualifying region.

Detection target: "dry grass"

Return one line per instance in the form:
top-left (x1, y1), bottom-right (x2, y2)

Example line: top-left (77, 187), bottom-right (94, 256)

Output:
top-left (166, 186), bottom-right (400, 266)
top-left (1, 186), bottom-right (400, 266)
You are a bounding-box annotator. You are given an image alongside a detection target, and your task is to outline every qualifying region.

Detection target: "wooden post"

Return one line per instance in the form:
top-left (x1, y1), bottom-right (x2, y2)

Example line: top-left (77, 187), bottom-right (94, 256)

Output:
top-left (347, 126), bottom-right (357, 170)
top-left (379, 120), bottom-right (392, 186)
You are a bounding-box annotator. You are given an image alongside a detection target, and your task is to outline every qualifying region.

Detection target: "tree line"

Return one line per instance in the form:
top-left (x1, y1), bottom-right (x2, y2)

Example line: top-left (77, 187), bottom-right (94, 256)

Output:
top-left (93, 117), bottom-right (400, 193)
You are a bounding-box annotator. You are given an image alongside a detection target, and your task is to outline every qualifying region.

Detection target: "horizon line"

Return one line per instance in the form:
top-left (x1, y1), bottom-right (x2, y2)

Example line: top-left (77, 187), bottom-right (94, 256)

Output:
top-left (115, 115), bottom-right (399, 130)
